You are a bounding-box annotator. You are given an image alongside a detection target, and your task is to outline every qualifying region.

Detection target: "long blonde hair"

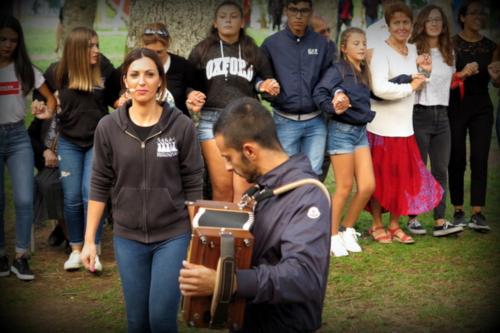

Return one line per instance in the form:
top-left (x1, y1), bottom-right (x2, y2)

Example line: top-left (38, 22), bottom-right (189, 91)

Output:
top-left (339, 27), bottom-right (371, 87)
top-left (56, 27), bottom-right (102, 91)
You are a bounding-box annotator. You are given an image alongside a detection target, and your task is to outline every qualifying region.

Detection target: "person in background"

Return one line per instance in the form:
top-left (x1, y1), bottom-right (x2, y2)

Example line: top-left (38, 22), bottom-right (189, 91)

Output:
top-left (337, 0), bottom-right (353, 44)
top-left (367, 3), bottom-right (443, 245)
top-left (261, 0), bottom-right (333, 179)
top-left (406, 4), bottom-right (465, 237)
top-left (179, 97), bottom-right (330, 333)
top-left (0, 15), bottom-right (56, 281)
top-left (363, 0), bottom-right (380, 27)
top-left (43, 27), bottom-right (120, 272)
top-left (81, 48), bottom-right (203, 333)
top-left (187, 0), bottom-right (279, 202)
top-left (448, 0), bottom-right (497, 231)
top-left (314, 27), bottom-right (375, 257)
top-left (488, 45), bottom-right (500, 147)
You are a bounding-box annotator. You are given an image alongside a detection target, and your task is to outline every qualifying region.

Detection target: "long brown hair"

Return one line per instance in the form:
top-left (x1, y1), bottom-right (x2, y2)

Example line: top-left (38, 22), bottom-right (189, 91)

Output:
top-left (409, 5), bottom-right (454, 66)
top-left (56, 27), bottom-right (102, 91)
top-left (338, 27), bottom-right (371, 87)
top-left (196, 0), bottom-right (258, 70)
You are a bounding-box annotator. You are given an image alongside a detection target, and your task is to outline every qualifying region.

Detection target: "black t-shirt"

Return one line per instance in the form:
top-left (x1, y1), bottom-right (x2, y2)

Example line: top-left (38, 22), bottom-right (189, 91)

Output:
top-left (127, 110), bottom-right (155, 141)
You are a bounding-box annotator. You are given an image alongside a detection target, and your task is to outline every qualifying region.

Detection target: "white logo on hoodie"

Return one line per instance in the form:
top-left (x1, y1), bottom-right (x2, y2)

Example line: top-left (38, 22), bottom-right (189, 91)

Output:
top-left (157, 137), bottom-right (178, 158)
top-left (206, 57), bottom-right (254, 81)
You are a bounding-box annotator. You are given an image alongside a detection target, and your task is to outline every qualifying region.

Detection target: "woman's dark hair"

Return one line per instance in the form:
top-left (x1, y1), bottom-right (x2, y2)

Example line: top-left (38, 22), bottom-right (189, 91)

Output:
top-left (121, 48), bottom-right (166, 102)
top-left (384, 2), bottom-right (413, 25)
top-left (338, 27), bottom-right (371, 87)
top-left (0, 15), bottom-right (35, 96)
top-left (196, 0), bottom-right (258, 69)
top-left (409, 4), bottom-right (454, 66)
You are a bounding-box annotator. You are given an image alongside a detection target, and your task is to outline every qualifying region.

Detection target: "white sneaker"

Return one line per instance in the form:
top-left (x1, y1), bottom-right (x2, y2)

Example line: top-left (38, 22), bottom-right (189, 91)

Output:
top-left (64, 250), bottom-right (83, 271)
top-left (93, 254), bottom-right (103, 272)
top-left (342, 228), bottom-right (362, 253)
top-left (330, 234), bottom-right (349, 257)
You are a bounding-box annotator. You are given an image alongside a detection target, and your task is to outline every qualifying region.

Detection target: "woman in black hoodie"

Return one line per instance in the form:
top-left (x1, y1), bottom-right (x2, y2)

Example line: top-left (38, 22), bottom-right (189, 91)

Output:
top-left (81, 48), bottom-right (203, 333)
top-left (43, 27), bottom-right (120, 272)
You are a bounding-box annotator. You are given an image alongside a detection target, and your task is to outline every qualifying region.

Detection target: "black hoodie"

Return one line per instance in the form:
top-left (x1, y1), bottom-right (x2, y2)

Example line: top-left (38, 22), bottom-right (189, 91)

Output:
top-left (89, 102), bottom-right (204, 243)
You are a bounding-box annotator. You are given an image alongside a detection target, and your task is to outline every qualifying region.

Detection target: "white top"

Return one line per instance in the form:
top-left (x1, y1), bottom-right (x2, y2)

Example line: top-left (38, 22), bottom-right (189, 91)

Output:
top-left (0, 63), bottom-right (44, 124)
top-left (414, 48), bottom-right (455, 106)
top-left (366, 19), bottom-right (389, 50)
top-left (368, 42), bottom-right (417, 137)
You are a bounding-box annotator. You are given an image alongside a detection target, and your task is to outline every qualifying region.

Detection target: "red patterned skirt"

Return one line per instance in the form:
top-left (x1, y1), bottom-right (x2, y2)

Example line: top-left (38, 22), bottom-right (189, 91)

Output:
top-left (367, 132), bottom-right (443, 216)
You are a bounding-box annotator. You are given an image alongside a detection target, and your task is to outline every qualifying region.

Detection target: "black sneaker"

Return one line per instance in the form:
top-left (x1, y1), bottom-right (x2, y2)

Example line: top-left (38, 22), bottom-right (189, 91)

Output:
top-left (407, 218), bottom-right (427, 235)
top-left (433, 220), bottom-right (464, 237)
top-left (0, 256), bottom-right (10, 277)
top-left (48, 224), bottom-right (66, 247)
top-left (10, 257), bottom-right (34, 281)
top-left (452, 210), bottom-right (467, 227)
top-left (468, 212), bottom-right (490, 232)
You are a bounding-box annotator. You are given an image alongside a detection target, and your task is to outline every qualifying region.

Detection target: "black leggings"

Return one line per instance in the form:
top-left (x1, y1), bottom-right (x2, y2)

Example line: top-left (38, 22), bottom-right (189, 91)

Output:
top-left (448, 94), bottom-right (493, 207)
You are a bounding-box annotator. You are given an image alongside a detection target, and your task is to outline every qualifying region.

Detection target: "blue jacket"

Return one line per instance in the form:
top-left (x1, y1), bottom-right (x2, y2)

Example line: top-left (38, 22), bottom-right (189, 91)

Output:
top-left (261, 26), bottom-right (333, 115)
top-left (313, 61), bottom-right (375, 125)
top-left (235, 154), bottom-right (331, 333)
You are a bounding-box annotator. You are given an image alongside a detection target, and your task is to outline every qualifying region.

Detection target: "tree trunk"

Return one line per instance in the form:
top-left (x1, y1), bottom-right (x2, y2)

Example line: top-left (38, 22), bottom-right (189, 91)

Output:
top-left (127, 0), bottom-right (239, 58)
top-left (62, 0), bottom-right (98, 40)
top-left (314, 0), bottom-right (338, 42)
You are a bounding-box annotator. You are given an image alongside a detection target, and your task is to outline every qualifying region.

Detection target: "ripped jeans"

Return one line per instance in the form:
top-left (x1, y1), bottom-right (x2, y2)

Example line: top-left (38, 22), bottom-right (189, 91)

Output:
top-left (57, 136), bottom-right (103, 246)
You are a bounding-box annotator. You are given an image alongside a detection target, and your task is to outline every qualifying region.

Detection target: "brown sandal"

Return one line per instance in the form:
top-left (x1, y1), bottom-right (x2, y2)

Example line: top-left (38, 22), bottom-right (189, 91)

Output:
top-left (368, 226), bottom-right (392, 244)
top-left (388, 227), bottom-right (415, 244)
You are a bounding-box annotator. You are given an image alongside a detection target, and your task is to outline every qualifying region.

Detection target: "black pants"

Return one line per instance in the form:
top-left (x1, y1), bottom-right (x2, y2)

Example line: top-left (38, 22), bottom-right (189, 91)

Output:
top-left (413, 105), bottom-right (450, 219)
top-left (448, 94), bottom-right (493, 207)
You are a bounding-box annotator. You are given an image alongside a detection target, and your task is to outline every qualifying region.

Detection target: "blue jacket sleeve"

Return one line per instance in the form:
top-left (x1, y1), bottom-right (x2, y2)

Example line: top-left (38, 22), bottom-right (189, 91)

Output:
top-left (236, 186), bottom-right (331, 304)
top-left (313, 65), bottom-right (343, 115)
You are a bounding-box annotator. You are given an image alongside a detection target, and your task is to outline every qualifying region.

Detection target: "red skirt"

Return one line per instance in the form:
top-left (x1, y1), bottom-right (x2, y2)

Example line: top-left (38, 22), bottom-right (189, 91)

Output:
top-left (367, 132), bottom-right (443, 216)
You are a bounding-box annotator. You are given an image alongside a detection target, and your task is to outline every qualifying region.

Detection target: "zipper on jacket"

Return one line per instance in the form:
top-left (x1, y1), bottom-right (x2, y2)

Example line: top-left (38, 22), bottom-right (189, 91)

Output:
top-left (125, 129), bottom-right (162, 243)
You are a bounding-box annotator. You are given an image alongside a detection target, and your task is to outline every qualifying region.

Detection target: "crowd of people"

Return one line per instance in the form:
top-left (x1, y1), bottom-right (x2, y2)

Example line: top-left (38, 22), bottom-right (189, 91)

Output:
top-left (0, 0), bottom-right (499, 332)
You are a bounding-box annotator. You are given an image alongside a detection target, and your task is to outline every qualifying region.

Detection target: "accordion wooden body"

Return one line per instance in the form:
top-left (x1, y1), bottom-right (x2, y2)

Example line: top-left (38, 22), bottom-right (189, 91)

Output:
top-left (183, 200), bottom-right (254, 330)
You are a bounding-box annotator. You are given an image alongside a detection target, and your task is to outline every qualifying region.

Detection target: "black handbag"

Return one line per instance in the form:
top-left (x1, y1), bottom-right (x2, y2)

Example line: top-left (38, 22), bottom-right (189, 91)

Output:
top-left (34, 134), bottom-right (64, 223)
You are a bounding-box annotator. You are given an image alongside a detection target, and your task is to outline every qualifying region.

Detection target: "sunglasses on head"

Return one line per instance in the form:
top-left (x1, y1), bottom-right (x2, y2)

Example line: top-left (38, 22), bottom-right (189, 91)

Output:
top-left (143, 28), bottom-right (169, 37)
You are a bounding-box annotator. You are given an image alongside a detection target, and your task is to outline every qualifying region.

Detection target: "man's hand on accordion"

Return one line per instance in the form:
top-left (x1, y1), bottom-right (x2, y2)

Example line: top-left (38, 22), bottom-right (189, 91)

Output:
top-left (179, 260), bottom-right (217, 297)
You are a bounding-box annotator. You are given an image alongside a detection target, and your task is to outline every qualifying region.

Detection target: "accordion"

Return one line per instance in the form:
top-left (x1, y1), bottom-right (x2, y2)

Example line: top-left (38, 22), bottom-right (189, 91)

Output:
top-left (182, 200), bottom-right (254, 330)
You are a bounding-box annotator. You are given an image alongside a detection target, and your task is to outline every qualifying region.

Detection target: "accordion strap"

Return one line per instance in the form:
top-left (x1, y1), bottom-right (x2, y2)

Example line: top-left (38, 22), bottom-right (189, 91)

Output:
top-left (209, 231), bottom-right (235, 329)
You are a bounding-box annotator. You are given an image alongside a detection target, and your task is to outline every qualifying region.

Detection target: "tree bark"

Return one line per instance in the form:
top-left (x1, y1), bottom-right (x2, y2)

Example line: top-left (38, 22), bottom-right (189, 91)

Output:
top-left (127, 0), bottom-right (239, 58)
top-left (62, 0), bottom-right (98, 41)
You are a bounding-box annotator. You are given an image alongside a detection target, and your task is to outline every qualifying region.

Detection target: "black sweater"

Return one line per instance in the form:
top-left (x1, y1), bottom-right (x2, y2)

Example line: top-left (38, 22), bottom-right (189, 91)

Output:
top-left (90, 102), bottom-right (204, 243)
top-left (43, 55), bottom-right (120, 147)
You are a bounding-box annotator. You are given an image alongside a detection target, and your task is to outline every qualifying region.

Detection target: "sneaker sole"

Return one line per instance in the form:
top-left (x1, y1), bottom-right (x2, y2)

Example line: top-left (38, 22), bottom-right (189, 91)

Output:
top-left (468, 223), bottom-right (491, 232)
top-left (433, 227), bottom-right (464, 237)
top-left (0, 270), bottom-right (10, 277)
top-left (408, 229), bottom-right (427, 235)
top-left (10, 266), bottom-right (34, 281)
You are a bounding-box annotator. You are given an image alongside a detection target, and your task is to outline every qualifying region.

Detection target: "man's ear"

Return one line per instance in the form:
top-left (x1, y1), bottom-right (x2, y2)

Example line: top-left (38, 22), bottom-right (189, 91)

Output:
top-left (242, 142), bottom-right (257, 160)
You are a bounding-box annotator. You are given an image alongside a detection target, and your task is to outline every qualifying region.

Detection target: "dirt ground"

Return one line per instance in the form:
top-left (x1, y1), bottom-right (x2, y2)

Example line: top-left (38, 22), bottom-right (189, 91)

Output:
top-left (0, 221), bottom-right (124, 333)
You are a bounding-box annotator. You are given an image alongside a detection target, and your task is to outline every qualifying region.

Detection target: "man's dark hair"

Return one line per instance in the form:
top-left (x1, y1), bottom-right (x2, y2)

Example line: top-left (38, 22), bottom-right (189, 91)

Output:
top-left (286, 0), bottom-right (313, 8)
top-left (214, 97), bottom-right (283, 152)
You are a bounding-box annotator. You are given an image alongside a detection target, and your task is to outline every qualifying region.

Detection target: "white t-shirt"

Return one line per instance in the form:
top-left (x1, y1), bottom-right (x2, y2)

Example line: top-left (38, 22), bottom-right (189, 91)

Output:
top-left (367, 42), bottom-right (417, 137)
top-left (366, 19), bottom-right (389, 50)
top-left (414, 48), bottom-right (455, 106)
top-left (0, 63), bottom-right (44, 124)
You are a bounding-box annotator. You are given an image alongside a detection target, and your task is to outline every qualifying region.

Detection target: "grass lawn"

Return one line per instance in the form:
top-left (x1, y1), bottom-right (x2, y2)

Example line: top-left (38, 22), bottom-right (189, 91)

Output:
top-left (0, 22), bottom-right (499, 333)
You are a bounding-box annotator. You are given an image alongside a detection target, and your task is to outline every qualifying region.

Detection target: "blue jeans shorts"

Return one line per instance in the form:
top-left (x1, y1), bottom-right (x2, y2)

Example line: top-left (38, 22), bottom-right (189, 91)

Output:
top-left (327, 120), bottom-right (368, 155)
top-left (197, 109), bottom-right (221, 142)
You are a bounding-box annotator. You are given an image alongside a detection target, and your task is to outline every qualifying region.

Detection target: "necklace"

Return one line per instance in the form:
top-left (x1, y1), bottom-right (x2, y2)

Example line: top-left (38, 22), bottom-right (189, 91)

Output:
top-left (386, 39), bottom-right (408, 56)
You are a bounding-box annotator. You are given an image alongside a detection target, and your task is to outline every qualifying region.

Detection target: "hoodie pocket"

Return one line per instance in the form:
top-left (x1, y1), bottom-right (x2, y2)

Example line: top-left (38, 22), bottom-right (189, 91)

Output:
top-left (146, 188), bottom-right (179, 228)
top-left (113, 187), bottom-right (143, 230)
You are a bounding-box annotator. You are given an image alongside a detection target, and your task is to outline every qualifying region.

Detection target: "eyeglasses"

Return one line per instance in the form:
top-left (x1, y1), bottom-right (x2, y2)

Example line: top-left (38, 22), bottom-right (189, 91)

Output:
top-left (465, 11), bottom-right (487, 16)
top-left (287, 7), bottom-right (312, 16)
top-left (425, 18), bottom-right (443, 24)
top-left (143, 28), bottom-right (169, 37)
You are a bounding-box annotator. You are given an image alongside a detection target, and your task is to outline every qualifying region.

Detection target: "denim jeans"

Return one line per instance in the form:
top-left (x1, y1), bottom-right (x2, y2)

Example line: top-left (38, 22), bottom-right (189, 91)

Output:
top-left (114, 233), bottom-right (190, 333)
top-left (272, 112), bottom-right (326, 175)
top-left (0, 121), bottom-right (34, 256)
top-left (57, 136), bottom-right (103, 246)
top-left (413, 105), bottom-right (450, 219)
